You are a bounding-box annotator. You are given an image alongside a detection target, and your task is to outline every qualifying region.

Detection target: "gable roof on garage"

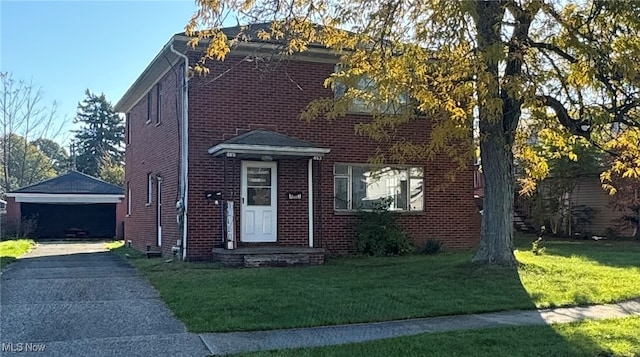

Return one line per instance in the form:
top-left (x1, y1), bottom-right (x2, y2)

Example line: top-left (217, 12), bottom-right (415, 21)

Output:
top-left (6, 171), bottom-right (124, 204)
top-left (9, 171), bottom-right (123, 195)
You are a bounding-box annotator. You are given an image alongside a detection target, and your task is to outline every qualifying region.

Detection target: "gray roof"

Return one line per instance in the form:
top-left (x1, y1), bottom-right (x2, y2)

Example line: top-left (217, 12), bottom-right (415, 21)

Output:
top-left (178, 22), bottom-right (333, 49)
top-left (9, 171), bottom-right (124, 195)
top-left (223, 130), bottom-right (317, 147)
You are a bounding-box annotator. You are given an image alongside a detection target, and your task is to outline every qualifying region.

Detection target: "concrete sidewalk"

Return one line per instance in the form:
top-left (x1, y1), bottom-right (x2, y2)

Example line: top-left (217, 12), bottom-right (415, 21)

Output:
top-left (199, 299), bottom-right (640, 355)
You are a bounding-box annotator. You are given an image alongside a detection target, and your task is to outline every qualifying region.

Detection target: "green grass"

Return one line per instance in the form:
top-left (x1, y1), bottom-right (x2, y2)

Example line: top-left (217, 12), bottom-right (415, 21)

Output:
top-left (240, 317), bottom-right (640, 357)
top-left (109, 236), bottom-right (640, 333)
top-left (0, 239), bottom-right (35, 269)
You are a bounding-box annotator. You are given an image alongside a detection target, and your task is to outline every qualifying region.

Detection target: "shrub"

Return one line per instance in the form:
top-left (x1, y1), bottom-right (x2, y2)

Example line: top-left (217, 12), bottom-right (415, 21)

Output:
top-left (1, 216), bottom-right (38, 240)
top-left (354, 198), bottom-right (414, 256)
top-left (419, 239), bottom-right (443, 255)
top-left (531, 237), bottom-right (546, 255)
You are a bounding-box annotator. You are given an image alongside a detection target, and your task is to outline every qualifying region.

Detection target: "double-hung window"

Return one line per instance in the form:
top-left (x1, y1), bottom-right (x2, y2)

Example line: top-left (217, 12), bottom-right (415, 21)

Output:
top-left (334, 164), bottom-right (424, 212)
top-left (146, 173), bottom-right (153, 205)
top-left (146, 92), bottom-right (152, 124)
top-left (126, 181), bottom-right (131, 216)
top-left (156, 83), bottom-right (162, 125)
top-left (333, 66), bottom-right (408, 115)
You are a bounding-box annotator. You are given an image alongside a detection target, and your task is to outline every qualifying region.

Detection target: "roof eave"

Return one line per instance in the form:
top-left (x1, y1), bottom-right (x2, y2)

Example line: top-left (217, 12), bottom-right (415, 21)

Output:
top-left (115, 34), bottom-right (341, 113)
top-left (7, 193), bottom-right (125, 204)
top-left (208, 143), bottom-right (331, 158)
top-left (114, 36), bottom-right (185, 113)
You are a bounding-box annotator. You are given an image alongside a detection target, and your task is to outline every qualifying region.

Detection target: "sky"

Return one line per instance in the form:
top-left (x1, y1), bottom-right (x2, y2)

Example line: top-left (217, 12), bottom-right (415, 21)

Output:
top-left (1, 0), bottom-right (199, 144)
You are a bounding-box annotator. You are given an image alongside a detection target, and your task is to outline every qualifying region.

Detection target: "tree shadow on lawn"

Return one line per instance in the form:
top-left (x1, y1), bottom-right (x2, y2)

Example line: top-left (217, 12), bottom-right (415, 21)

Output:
top-left (516, 234), bottom-right (640, 269)
top-left (0, 256), bottom-right (18, 269)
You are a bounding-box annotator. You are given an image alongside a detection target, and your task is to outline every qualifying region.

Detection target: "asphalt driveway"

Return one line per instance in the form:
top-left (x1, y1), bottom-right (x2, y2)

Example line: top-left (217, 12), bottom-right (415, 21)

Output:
top-left (0, 241), bottom-right (210, 357)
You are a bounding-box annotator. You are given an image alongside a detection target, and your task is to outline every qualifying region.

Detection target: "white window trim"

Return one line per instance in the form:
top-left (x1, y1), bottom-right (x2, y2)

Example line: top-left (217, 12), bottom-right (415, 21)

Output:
top-left (333, 163), bottom-right (424, 212)
top-left (126, 182), bottom-right (132, 216)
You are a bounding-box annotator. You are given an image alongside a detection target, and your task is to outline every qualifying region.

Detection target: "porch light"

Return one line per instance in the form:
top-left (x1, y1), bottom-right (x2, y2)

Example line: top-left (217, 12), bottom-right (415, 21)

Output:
top-left (261, 155), bottom-right (273, 161)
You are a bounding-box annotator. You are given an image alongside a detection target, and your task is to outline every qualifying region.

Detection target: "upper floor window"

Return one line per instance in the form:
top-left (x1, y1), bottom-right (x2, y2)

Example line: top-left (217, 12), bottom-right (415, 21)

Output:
top-left (156, 83), bottom-right (162, 125)
top-left (146, 91), bottom-right (152, 124)
top-left (333, 68), bottom-right (408, 115)
top-left (334, 164), bottom-right (424, 212)
top-left (125, 112), bottom-right (131, 145)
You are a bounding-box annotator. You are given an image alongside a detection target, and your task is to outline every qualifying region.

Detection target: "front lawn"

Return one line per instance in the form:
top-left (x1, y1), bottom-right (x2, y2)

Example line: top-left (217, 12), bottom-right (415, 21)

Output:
top-left (241, 317), bottom-right (640, 357)
top-left (0, 239), bottom-right (34, 269)
top-left (110, 237), bottom-right (640, 332)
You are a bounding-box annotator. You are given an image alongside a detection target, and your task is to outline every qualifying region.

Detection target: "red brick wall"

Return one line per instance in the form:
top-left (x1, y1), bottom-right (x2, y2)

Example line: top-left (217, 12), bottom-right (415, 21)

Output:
top-left (184, 54), bottom-right (480, 259)
top-left (6, 197), bottom-right (20, 222)
top-left (124, 65), bottom-right (182, 256)
top-left (115, 199), bottom-right (126, 239)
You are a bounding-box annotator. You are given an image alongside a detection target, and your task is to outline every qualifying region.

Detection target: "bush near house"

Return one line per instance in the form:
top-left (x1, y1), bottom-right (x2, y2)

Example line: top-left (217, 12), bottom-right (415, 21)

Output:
top-left (354, 198), bottom-right (414, 256)
top-left (1, 216), bottom-right (38, 240)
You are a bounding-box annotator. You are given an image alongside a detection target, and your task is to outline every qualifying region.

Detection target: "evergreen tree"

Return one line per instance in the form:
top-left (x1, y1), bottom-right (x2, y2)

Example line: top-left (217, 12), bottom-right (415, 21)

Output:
top-left (73, 90), bottom-right (124, 177)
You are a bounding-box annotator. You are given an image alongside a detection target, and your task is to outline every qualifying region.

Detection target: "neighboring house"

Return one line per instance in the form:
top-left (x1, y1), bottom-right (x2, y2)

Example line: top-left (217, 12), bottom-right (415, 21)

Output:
top-left (540, 175), bottom-right (634, 237)
top-left (0, 199), bottom-right (6, 214)
top-left (115, 23), bottom-right (480, 263)
top-left (474, 165), bottom-right (633, 236)
top-left (5, 171), bottom-right (125, 239)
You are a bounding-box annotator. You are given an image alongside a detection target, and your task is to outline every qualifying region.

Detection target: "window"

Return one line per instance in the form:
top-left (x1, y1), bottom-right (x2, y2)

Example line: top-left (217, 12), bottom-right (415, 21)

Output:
top-left (156, 83), bottom-right (162, 125)
top-left (334, 164), bottom-right (424, 212)
top-left (333, 66), bottom-right (408, 114)
top-left (146, 173), bottom-right (153, 205)
top-left (126, 112), bottom-right (131, 145)
top-left (146, 91), bottom-right (152, 123)
top-left (127, 185), bottom-right (132, 215)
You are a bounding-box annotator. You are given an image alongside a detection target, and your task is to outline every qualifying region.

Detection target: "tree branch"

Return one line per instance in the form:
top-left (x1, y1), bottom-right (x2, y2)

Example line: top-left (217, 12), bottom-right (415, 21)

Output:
top-left (539, 95), bottom-right (590, 137)
top-left (528, 41), bottom-right (578, 63)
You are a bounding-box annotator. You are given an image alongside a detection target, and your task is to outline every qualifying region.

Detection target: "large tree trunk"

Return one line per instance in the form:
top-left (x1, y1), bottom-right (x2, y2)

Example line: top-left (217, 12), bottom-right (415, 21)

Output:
top-left (472, 0), bottom-right (518, 266)
top-left (473, 135), bottom-right (517, 266)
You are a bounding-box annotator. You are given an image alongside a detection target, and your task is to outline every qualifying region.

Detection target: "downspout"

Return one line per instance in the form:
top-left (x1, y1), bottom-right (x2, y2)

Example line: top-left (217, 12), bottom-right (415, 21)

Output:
top-left (170, 44), bottom-right (189, 260)
top-left (308, 158), bottom-right (314, 248)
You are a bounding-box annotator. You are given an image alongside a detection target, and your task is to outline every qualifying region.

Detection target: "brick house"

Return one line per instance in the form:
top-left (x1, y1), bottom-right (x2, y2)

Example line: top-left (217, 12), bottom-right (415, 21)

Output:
top-left (115, 24), bottom-right (480, 264)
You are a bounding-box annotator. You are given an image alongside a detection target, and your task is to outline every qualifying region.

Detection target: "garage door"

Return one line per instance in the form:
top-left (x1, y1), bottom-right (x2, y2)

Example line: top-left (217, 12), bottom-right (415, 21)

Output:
top-left (21, 203), bottom-right (116, 239)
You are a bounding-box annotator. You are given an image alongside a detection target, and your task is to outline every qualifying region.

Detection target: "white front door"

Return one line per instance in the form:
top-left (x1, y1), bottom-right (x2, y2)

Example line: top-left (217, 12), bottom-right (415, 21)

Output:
top-left (241, 161), bottom-right (277, 242)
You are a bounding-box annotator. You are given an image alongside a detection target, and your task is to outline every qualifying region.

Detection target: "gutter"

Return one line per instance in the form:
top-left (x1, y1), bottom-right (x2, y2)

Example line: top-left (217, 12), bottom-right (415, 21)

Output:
top-left (170, 44), bottom-right (190, 261)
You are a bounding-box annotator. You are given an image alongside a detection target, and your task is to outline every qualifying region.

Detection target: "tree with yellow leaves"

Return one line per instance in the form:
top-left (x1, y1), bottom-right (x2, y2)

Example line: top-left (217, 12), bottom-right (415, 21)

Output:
top-left (185, 0), bottom-right (640, 266)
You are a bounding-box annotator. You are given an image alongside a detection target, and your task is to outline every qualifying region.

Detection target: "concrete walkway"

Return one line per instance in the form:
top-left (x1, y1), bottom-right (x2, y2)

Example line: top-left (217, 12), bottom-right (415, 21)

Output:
top-left (0, 241), bottom-right (209, 357)
top-left (199, 299), bottom-right (640, 355)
